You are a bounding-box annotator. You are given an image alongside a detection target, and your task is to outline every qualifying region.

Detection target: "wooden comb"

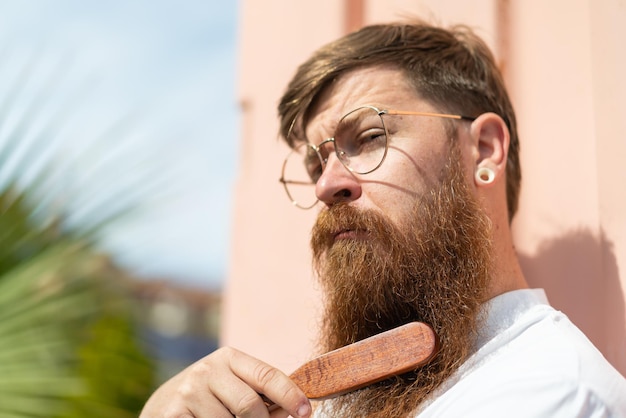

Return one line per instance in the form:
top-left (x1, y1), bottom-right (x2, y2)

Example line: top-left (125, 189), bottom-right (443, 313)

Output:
top-left (264, 321), bottom-right (438, 410)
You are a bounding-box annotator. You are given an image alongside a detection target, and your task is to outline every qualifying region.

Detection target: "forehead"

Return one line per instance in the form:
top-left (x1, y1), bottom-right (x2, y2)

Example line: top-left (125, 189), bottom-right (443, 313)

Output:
top-left (303, 66), bottom-right (421, 137)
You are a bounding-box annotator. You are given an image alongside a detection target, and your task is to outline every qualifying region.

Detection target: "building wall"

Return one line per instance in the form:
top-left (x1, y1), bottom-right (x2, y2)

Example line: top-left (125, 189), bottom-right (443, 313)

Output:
top-left (223, 0), bottom-right (626, 376)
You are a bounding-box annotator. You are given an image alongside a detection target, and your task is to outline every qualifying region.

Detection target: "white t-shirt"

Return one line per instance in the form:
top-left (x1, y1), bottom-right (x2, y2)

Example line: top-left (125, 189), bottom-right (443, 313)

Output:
top-left (314, 289), bottom-right (626, 417)
top-left (415, 289), bottom-right (626, 417)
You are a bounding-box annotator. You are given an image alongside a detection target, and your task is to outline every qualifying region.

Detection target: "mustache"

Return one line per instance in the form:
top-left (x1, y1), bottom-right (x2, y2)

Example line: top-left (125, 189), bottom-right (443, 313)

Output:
top-left (311, 204), bottom-right (396, 256)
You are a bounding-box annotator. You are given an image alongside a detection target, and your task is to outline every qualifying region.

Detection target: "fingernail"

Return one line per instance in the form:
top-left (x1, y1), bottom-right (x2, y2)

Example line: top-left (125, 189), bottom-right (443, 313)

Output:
top-left (296, 402), bottom-right (311, 417)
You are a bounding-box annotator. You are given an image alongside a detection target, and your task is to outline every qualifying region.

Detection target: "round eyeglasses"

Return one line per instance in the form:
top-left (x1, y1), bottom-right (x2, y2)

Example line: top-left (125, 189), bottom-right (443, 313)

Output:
top-left (279, 105), bottom-right (475, 209)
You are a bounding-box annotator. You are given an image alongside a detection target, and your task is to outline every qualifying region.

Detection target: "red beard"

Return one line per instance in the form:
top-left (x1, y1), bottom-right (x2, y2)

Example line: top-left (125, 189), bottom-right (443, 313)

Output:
top-left (310, 146), bottom-right (492, 417)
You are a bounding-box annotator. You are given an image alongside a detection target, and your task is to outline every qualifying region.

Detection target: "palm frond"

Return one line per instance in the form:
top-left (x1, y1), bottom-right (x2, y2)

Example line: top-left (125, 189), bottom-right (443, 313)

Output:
top-left (0, 49), bottom-right (159, 416)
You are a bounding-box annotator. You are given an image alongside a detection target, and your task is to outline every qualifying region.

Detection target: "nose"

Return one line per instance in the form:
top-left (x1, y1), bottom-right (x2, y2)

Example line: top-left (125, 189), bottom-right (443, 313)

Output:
top-left (315, 152), bottom-right (362, 207)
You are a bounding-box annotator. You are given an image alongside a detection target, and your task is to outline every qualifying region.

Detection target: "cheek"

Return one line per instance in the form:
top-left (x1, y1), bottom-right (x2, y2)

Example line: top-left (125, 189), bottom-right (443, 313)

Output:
top-left (368, 191), bottom-right (414, 228)
top-left (384, 142), bottom-right (450, 192)
top-left (361, 146), bottom-right (451, 224)
top-left (358, 165), bottom-right (421, 227)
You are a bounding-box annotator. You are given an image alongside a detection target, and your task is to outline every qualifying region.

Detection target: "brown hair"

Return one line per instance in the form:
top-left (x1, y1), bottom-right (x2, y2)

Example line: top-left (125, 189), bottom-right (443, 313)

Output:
top-left (278, 21), bottom-right (521, 221)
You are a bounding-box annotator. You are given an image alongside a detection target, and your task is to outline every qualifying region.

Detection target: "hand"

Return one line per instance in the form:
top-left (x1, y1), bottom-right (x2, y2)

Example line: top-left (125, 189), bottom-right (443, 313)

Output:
top-left (140, 347), bottom-right (312, 418)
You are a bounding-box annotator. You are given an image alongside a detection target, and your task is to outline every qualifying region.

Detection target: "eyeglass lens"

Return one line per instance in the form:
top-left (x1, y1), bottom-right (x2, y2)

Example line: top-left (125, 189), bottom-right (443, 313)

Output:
top-left (281, 143), bottom-right (323, 209)
top-left (282, 106), bottom-right (387, 208)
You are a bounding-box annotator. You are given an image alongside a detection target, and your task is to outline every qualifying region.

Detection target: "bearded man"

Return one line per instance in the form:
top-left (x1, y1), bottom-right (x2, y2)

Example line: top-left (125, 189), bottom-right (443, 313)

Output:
top-left (141, 21), bottom-right (626, 418)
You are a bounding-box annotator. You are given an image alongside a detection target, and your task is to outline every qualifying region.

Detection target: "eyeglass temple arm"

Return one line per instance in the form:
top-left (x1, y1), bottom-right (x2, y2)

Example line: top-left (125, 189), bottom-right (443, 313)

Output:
top-left (383, 109), bottom-right (476, 121)
top-left (279, 178), bottom-right (313, 186)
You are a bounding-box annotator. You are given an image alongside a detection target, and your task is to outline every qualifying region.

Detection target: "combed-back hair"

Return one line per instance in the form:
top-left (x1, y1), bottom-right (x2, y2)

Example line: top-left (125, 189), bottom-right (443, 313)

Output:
top-left (278, 21), bottom-right (521, 221)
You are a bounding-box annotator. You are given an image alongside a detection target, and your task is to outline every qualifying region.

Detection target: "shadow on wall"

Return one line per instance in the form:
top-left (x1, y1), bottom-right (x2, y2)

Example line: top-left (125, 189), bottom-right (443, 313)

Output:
top-left (518, 228), bottom-right (625, 375)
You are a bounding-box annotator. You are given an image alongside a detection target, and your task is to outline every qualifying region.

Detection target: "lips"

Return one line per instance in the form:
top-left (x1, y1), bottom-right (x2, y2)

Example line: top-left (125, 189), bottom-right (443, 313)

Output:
top-left (311, 204), bottom-right (374, 257)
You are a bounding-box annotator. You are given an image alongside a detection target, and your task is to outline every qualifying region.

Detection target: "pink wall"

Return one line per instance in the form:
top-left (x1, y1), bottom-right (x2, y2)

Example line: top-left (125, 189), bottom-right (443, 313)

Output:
top-left (507, 0), bottom-right (626, 374)
top-left (222, 0), bottom-right (626, 376)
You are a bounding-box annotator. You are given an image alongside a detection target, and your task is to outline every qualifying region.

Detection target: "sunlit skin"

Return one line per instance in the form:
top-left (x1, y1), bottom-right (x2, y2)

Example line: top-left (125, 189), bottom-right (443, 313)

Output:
top-left (306, 65), bottom-right (527, 300)
top-left (308, 66), bottom-right (454, 223)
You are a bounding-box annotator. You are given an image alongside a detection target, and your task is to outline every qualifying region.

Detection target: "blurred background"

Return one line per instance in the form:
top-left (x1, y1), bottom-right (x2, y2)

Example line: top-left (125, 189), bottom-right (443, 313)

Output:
top-left (0, 0), bottom-right (236, 415)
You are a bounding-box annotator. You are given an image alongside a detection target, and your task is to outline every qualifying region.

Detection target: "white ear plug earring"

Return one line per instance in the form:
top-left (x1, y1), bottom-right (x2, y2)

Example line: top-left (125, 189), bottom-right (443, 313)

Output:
top-left (475, 166), bottom-right (495, 185)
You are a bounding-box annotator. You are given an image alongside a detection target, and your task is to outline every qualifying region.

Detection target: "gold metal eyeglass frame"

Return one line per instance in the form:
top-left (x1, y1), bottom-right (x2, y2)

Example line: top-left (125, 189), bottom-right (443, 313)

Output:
top-left (279, 105), bottom-right (476, 209)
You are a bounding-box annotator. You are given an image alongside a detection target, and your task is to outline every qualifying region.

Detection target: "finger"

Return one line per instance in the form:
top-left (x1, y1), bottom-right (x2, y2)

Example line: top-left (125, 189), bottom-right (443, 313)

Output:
top-left (269, 407), bottom-right (292, 418)
top-left (224, 348), bottom-right (311, 418)
top-left (190, 393), bottom-right (244, 418)
top-left (147, 384), bottom-right (238, 418)
top-left (170, 350), bottom-right (267, 418)
top-left (165, 405), bottom-right (233, 418)
top-left (211, 379), bottom-right (271, 418)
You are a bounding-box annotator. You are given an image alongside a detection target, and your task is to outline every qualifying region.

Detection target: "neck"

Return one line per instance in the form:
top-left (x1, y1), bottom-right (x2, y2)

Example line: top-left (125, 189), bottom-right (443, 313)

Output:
top-left (486, 217), bottom-right (528, 300)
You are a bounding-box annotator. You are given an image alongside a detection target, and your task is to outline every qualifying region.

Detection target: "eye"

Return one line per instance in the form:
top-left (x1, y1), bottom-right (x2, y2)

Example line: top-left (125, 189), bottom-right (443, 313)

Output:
top-left (340, 126), bottom-right (386, 157)
top-left (336, 107), bottom-right (386, 157)
top-left (355, 127), bottom-right (386, 148)
top-left (333, 106), bottom-right (388, 173)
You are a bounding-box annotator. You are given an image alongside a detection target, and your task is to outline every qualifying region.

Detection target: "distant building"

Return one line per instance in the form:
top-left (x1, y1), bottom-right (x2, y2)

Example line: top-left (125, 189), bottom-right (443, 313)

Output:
top-left (130, 279), bottom-right (222, 382)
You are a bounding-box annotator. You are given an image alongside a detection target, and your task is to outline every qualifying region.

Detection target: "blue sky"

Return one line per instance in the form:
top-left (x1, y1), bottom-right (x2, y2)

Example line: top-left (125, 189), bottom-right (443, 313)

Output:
top-left (0, 1), bottom-right (240, 289)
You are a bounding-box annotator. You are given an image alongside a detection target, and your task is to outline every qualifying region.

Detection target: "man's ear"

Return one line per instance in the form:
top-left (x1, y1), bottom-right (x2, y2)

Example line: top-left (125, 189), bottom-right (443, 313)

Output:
top-left (469, 112), bottom-right (510, 187)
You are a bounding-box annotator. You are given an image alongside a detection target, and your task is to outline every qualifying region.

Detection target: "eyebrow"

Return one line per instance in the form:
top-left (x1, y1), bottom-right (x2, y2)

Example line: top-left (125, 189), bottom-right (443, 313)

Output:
top-left (334, 114), bottom-right (363, 137)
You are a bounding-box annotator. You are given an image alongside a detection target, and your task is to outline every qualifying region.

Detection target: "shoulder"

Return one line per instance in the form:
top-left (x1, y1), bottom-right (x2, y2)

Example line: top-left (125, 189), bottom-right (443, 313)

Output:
top-left (418, 291), bottom-right (626, 417)
top-left (417, 376), bottom-right (618, 417)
